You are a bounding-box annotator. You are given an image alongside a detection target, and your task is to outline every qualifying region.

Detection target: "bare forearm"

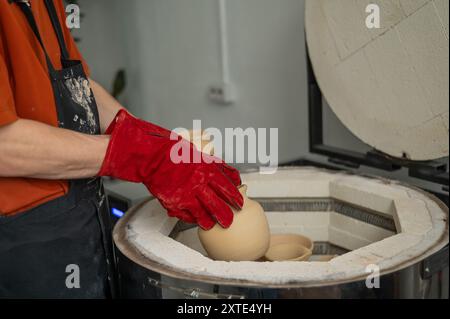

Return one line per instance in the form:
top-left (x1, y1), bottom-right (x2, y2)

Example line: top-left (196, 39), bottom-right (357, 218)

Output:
top-left (0, 119), bottom-right (109, 180)
top-left (0, 80), bottom-right (124, 180)
top-left (90, 79), bottom-right (124, 133)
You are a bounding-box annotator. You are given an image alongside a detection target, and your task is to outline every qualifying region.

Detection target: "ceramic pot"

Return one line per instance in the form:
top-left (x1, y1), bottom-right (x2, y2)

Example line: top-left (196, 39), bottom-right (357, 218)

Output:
top-left (198, 185), bottom-right (271, 262)
top-left (265, 243), bottom-right (312, 262)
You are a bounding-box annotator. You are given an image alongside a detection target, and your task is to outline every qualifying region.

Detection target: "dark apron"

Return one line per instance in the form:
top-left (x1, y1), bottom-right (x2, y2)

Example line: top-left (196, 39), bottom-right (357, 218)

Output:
top-left (0, 0), bottom-right (116, 298)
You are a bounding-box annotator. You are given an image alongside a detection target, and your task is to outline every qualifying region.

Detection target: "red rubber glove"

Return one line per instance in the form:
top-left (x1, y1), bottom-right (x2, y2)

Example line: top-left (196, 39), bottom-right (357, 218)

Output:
top-left (98, 110), bottom-right (243, 230)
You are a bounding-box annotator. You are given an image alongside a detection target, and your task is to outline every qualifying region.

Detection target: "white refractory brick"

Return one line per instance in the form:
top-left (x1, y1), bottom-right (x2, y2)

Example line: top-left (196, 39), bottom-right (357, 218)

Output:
top-left (373, 236), bottom-right (431, 270)
top-left (269, 226), bottom-right (330, 242)
top-left (406, 115), bottom-right (449, 155)
top-left (245, 180), bottom-right (331, 198)
top-left (242, 168), bottom-right (337, 198)
top-left (335, 48), bottom-right (391, 135)
top-left (332, 233), bottom-right (423, 266)
top-left (329, 227), bottom-right (373, 251)
top-left (396, 1), bottom-right (449, 117)
top-left (365, 28), bottom-right (433, 128)
top-left (329, 212), bottom-right (395, 243)
top-left (305, 0), bottom-right (449, 161)
top-left (129, 200), bottom-right (178, 236)
top-left (176, 229), bottom-right (207, 256)
top-left (433, 0), bottom-right (449, 38)
top-left (302, 226), bottom-right (330, 242)
top-left (330, 249), bottom-right (385, 269)
top-left (421, 201), bottom-right (448, 241)
top-left (243, 167), bottom-right (331, 182)
top-left (404, 186), bottom-right (449, 224)
top-left (400, 0), bottom-right (430, 16)
top-left (394, 199), bottom-right (433, 236)
top-left (304, 0), bottom-right (340, 67)
top-left (442, 112), bottom-right (449, 131)
top-left (319, 0), bottom-right (371, 59)
top-left (266, 212), bottom-right (330, 228)
top-left (329, 176), bottom-right (408, 216)
top-left (372, 233), bottom-right (423, 257)
top-left (355, 0), bottom-right (405, 38)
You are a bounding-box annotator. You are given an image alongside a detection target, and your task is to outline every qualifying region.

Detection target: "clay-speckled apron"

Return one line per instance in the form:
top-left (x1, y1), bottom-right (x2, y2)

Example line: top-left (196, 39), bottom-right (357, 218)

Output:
top-left (0, 0), bottom-right (116, 298)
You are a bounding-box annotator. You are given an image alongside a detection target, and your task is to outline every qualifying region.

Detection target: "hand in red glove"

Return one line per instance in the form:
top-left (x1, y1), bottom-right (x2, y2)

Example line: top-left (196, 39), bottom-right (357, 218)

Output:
top-left (98, 110), bottom-right (243, 230)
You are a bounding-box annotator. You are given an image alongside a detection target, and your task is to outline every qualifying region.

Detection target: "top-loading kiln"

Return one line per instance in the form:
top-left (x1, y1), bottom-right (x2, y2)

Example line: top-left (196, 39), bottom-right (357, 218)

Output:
top-left (112, 0), bottom-right (449, 299)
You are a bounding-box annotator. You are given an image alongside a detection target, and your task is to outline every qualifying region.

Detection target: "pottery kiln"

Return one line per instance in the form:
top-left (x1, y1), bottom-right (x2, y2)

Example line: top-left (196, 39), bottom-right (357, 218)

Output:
top-left (112, 0), bottom-right (449, 299)
top-left (114, 168), bottom-right (448, 299)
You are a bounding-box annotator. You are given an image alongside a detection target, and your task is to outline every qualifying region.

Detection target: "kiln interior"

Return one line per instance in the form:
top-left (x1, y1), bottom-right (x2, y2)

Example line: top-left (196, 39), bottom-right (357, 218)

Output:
top-left (123, 168), bottom-right (448, 286)
top-left (174, 198), bottom-right (397, 259)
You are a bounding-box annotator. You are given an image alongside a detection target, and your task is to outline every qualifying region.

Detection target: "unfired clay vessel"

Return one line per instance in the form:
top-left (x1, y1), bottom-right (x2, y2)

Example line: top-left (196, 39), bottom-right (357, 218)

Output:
top-left (198, 185), bottom-right (271, 262)
top-left (265, 243), bottom-right (312, 262)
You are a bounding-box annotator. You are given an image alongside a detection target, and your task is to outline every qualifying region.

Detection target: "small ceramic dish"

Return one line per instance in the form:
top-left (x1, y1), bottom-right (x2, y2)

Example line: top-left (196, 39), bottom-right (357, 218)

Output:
top-left (269, 234), bottom-right (314, 251)
top-left (264, 243), bottom-right (312, 262)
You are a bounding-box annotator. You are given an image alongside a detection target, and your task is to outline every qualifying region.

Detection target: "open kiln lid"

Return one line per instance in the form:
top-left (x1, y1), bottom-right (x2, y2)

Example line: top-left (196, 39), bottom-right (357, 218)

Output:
top-left (305, 0), bottom-right (449, 161)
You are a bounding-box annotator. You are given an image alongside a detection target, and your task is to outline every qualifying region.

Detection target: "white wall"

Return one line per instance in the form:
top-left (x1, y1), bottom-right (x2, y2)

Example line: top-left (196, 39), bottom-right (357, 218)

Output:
top-left (72, 0), bottom-right (127, 95)
top-left (77, 0), bottom-right (309, 164)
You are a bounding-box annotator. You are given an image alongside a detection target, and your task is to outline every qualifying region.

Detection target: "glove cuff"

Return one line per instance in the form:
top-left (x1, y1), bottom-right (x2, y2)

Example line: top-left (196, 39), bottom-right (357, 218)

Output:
top-left (97, 109), bottom-right (181, 181)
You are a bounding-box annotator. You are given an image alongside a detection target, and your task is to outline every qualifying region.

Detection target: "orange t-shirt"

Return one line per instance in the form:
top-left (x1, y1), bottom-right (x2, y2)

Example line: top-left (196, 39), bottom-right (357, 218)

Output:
top-left (0, 0), bottom-right (90, 215)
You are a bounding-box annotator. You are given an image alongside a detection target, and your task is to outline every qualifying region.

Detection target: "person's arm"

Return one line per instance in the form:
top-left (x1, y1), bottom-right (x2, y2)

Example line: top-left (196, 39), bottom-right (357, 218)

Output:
top-left (0, 79), bottom-right (122, 180)
top-left (0, 77), bottom-right (243, 229)
top-left (90, 79), bottom-right (124, 133)
top-left (0, 119), bottom-right (109, 180)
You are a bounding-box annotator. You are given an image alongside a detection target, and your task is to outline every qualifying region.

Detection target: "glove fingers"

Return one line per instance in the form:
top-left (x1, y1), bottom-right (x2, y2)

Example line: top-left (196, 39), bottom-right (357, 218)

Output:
top-left (176, 197), bottom-right (217, 230)
top-left (209, 176), bottom-right (244, 210)
top-left (192, 200), bottom-right (217, 230)
top-left (202, 154), bottom-right (241, 187)
top-left (198, 216), bottom-right (216, 231)
top-left (219, 163), bottom-right (242, 187)
top-left (167, 209), bottom-right (196, 224)
top-left (197, 189), bottom-right (235, 229)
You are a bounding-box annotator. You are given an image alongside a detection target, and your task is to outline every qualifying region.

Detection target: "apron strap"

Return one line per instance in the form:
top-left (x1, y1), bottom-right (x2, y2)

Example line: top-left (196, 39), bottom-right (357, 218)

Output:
top-left (43, 0), bottom-right (70, 61)
top-left (15, 0), bottom-right (57, 77)
top-left (15, 0), bottom-right (73, 74)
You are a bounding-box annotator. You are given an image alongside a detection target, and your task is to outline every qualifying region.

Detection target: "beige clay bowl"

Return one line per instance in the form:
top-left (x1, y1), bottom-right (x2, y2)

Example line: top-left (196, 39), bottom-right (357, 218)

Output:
top-left (265, 243), bottom-right (312, 262)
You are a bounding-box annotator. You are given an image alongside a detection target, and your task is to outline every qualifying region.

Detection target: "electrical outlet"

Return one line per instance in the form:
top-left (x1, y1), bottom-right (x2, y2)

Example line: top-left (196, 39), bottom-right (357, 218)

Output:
top-left (208, 82), bottom-right (236, 105)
